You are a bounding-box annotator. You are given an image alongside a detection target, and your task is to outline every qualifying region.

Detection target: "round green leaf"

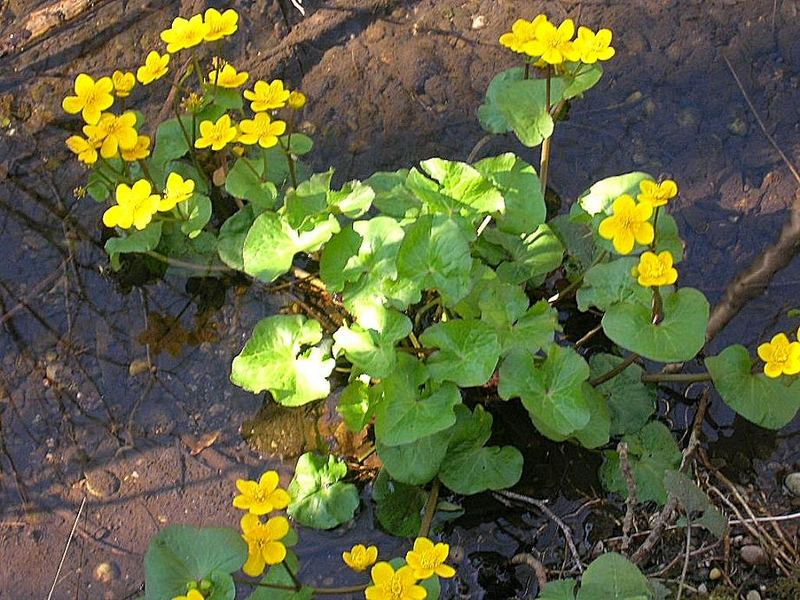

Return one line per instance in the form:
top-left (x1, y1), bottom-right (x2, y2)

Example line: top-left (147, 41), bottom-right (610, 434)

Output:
top-left (576, 257), bottom-right (651, 313)
top-left (372, 469), bottom-right (426, 537)
top-left (577, 553), bottom-right (650, 600)
top-left (287, 453), bottom-right (359, 529)
top-left (706, 344), bottom-right (800, 429)
top-left (602, 287), bottom-right (709, 362)
top-left (217, 205), bottom-right (257, 271)
top-left (376, 430), bottom-right (451, 486)
top-left (578, 172), bottom-right (653, 216)
top-left (590, 353), bottom-right (656, 436)
top-left (420, 319), bottom-right (501, 387)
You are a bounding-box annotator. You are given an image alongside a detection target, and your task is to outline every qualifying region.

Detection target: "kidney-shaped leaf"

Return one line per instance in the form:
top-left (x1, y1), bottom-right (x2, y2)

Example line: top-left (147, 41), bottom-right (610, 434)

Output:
top-left (576, 552), bottom-right (650, 600)
top-left (420, 319), bottom-right (501, 387)
top-left (706, 344), bottom-right (800, 429)
top-left (602, 288), bottom-right (709, 363)
top-left (230, 315), bottom-right (334, 406)
top-left (287, 453), bottom-right (359, 529)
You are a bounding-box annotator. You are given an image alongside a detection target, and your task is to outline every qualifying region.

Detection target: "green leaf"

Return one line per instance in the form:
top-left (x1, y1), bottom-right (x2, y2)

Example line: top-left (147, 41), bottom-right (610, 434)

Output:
top-left (478, 68), bottom-right (564, 147)
top-left (152, 117), bottom-right (192, 168)
top-left (230, 315), bottom-right (334, 406)
top-left (576, 257), bottom-right (652, 313)
top-left (576, 553), bottom-right (651, 600)
top-left (105, 222), bottom-right (163, 268)
top-left (86, 170), bottom-right (111, 201)
top-left (419, 158), bottom-right (504, 215)
top-left (420, 319), bottom-right (501, 387)
top-left (225, 158), bottom-right (279, 210)
top-left (663, 470), bottom-right (727, 539)
top-left (653, 213), bottom-right (684, 263)
top-left (503, 300), bottom-right (560, 358)
top-left (439, 405), bottom-right (523, 494)
top-left (333, 310), bottom-right (411, 377)
top-left (366, 169), bottom-right (421, 219)
top-left (538, 579), bottom-right (577, 600)
top-left (247, 552), bottom-right (314, 600)
top-left (559, 63), bottom-right (603, 99)
top-left (217, 205), bottom-right (257, 271)
top-left (284, 170), bottom-right (332, 230)
top-left (549, 214), bottom-right (597, 280)
top-left (372, 469), bottom-right (426, 537)
top-left (573, 383), bottom-right (611, 449)
top-left (180, 194), bottom-right (212, 239)
top-left (498, 345), bottom-right (591, 438)
top-left (376, 429), bottom-right (451, 485)
top-left (337, 378), bottom-right (375, 432)
top-left (602, 288), bottom-right (709, 362)
top-left (287, 453), bottom-right (359, 529)
top-left (590, 354), bottom-right (655, 436)
top-left (706, 344), bottom-right (800, 429)
top-left (205, 87), bottom-right (243, 110)
top-left (282, 133), bottom-right (314, 155)
top-left (473, 153), bottom-right (545, 235)
top-left (241, 212), bottom-right (298, 282)
top-left (478, 279), bottom-right (529, 332)
top-left (144, 525), bottom-right (246, 600)
top-left (374, 354), bottom-right (461, 446)
top-left (397, 214), bottom-right (472, 304)
top-left (600, 422), bottom-right (681, 504)
top-left (319, 225), bottom-right (363, 291)
top-left (484, 225), bottom-right (564, 286)
top-left (328, 180), bottom-right (375, 218)
top-left (578, 172), bottom-right (653, 216)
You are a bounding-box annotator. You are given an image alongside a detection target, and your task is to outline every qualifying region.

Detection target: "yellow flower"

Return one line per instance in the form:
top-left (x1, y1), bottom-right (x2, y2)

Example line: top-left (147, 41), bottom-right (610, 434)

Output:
top-left (103, 180), bottom-right (160, 230)
top-left (208, 63), bottom-right (249, 88)
top-left (65, 135), bottom-right (99, 165)
top-left (121, 135), bottom-right (151, 161)
top-left (598, 194), bottom-right (654, 255)
top-left (631, 251), bottom-right (678, 287)
top-left (573, 27), bottom-right (615, 64)
top-left (365, 562), bottom-right (427, 600)
top-left (204, 8), bottom-right (239, 41)
top-left (160, 15), bottom-right (208, 53)
top-left (233, 470), bottom-right (290, 515)
top-left (238, 113), bottom-right (286, 148)
top-left (240, 514), bottom-right (290, 577)
top-left (84, 112), bottom-right (138, 159)
top-left (172, 590), bottom-right (204, 600)
top-left (405, 537), bottom-right (456, 580)
top-left (195, 114), bottom-right (237, 151)
top-left (112, 70), bottom-right (136, 98)
top-left (499, 15), bottom-right (548, 54)
top-left (637, 179), bottom-right (678, 208)
top-left (62, 73), bottom-right (114, 125)
top-left (342, 544), bottom-right (379, 572)
top-left (287, 90), bottom-right (307, 110)
top-left (758, 333), bottom-right (800, 378)
top-left (159, 172), bottom-right (195, 211)
top-left (244, 80), bottom-right (290, 112)
top-left (137, 51), bottom-right (170, 85)
top-left (526, 18), bottom-right (580, 64)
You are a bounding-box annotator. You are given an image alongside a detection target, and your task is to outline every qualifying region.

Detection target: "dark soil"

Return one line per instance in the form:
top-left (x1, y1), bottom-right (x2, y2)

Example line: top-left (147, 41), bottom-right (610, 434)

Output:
top-left (1, 0), bottom-right (800, 598)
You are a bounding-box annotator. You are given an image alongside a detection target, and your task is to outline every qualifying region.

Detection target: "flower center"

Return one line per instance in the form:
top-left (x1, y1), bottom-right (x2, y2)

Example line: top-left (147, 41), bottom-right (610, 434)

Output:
top-left (418, 550), bottom-right (437, 568)
top-left (772, 345), bottom-right (788, 363)
top-left (388, 575), bottom-right (404, 598)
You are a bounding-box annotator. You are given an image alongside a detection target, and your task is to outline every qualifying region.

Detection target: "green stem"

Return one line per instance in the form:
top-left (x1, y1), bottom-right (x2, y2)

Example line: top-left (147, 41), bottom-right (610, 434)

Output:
top-left (145, 250), bottom-right (232, 274)
top-left (232, 576), bottom-right (367, 595)
top-left (279, 136), bottom-right (299, 189)
top-left (548, 250), bottom-right (609, 304)
top-left (173, 101), bottom-right (208, 187)
top-left (239, 155), bottom-right (264, 181)
top-left (540, 65), bottom-right (553, 195)
top-left (650, 206), bottom-right (661, 251)
top-left (590, 352), bottom-right (640, 386)
top-left (281, 560), bottom-right (302, 591)
top-left (191, 51), bottom-right (205, 89)
top-left (651, 287), bottom-right (664, 324)
top-left (418, 478), bottom-right (440, 538)
top-left (641, 371), bottom-right (713, 384)
top-left (414, 295), bottom-right (442, 329)
top-left (137, 159), bottom-right (159, 193)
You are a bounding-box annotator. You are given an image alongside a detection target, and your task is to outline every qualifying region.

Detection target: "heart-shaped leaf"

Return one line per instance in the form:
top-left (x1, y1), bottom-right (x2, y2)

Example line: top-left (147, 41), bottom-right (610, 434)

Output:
top-left (420, 319), bottom-right (501, 387)
top-left (287, 453), bottom-right (359, 529)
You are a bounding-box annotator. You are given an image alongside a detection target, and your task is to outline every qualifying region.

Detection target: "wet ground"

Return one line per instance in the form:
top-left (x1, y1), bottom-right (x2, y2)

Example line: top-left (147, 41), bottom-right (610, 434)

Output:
top-left (1, 0), bottom-right (800, 598)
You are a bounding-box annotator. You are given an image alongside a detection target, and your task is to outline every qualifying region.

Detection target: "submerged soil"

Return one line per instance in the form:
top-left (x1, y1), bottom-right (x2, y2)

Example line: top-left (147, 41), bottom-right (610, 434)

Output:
top-left (1, 0), bottom-right (800, 598)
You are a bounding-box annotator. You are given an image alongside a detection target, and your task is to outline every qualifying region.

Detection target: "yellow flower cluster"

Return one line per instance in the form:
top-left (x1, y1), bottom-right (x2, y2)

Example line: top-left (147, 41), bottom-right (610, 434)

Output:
top-left (102, 173), bottom-right (195, 231)
top-left (500, 14), bottom-right (615, 65)
top-left (758, 327), bottom-right (800, 378)
top-left (160, 8), bottom-right (239, 53)
top-left (232, 470), bottom-right (292, 577)
top-left (598, 179), bottom-right (678, 255)
top-left (359, 537), bottom-right (455, 600)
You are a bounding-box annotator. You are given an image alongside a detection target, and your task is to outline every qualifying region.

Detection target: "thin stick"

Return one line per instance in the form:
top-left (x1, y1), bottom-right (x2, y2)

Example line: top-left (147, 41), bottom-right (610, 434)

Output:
top-left (618, 442), bottom-right (637, 554)
top-left (589, 352), bottom-right (640, 386)
top-left (675, 516), bottom-right (692, 600)
top-left (47, 497), bottom-right (87, 600)
top-left (418, 479), bottom-right (440, 538)
top-left (495, 490), bottom-right (584, 571)
top-left (511, 553), bottom-right (548, 589)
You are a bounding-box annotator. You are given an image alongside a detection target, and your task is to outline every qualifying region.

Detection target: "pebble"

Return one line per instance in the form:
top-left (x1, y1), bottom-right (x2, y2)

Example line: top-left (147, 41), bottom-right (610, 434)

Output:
top-left (784, 472), bottom-right (800, 497)
top-left (746, 591), bottom-right (761, 600)
top-left (740, 544), bottom-right (768, 566)
top-left (728, 117), bottom-right (748, 135)
top-left (709, 567), bottom-right (723, 580)
top-left (697, 583), bottom-right (708, 594)
top-left (93, 561), bottom-right (120, 583)
top-left (84, 468), bottom-right (120, 498)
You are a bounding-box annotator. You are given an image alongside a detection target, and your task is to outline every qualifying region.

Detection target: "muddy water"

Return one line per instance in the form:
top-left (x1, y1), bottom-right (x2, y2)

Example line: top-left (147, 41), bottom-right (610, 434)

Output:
top-left (2, 0), bottom-right (800, 598)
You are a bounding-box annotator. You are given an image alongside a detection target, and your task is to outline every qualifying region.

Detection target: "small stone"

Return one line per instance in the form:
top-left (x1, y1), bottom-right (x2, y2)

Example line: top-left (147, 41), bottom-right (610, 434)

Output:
top-left (740, 544), bottom-right (768, 566)
top-left (626, 91), bottom-right (643, 104)
top-left (85, 468), bottom-right (120, 498)
top-left (728, 117), bottom-right (748, 135)
top-left (709, 567), bottom-right (723, 580)
top-left (746, 591), bottom-right (761, 600)
top-left (697, 583), bottom-right (708, 594)
top-left (93, 561), bottom-right (120, 584)
top-left (128, 359), bottom-right (150, 377)
top-left (677, 108), bottom-right (699, 128)
top-left (471, 15), bottom-right (485, 29)
top-left (784, 472), bottom-right (800, 497)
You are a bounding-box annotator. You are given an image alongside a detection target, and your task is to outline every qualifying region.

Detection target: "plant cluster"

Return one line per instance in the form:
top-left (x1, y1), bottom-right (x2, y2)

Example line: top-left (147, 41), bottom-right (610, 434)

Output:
top-left (61, 7), bottom-right (800, 599)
